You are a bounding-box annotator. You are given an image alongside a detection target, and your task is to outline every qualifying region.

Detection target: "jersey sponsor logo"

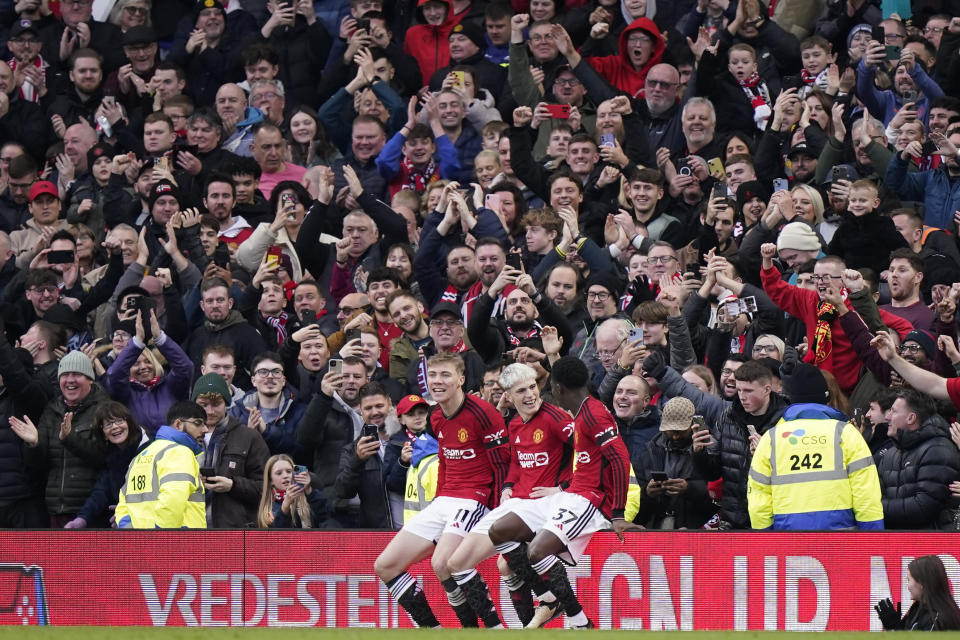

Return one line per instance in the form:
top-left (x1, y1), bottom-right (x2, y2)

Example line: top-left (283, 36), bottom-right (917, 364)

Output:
top-left (442, 447), bottom-right (476, 460)
top-left (517, 451), bottom-right (549, 468)
top-left (576, 451), bottom-right (591, 465)
top-left (562, 422), bottom-right (575, 437)
top-left (532, 429), bottom-right (544, 443)
top-left (781, 429), bottom-right (827, 445)
top-left (484, 429), bottom-right (507, 444)
top-left (457, 428), bottom-right (469, 443)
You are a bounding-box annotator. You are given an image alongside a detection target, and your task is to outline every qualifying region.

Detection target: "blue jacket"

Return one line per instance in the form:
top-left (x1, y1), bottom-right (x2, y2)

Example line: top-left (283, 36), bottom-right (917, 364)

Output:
top-left (375, 129), bottom-right (460, 184)
top-left (222, 106), bottom-right (264, 157)
top-left (318, 82), bottom-right (406, 154)
top-left (228, 386), bottom-right (308, 461)
top-left (449, 122), bottom-right (483, 184)
top-left (104, 335), bottom-right (195, 438)
top-left (884, 152), bottom-right (960, 230)
top-left (856, 60), bottom-right (944, 127)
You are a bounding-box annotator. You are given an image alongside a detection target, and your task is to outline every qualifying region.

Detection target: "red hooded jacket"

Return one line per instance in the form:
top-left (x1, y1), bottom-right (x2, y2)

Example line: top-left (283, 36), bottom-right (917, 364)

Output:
top-left (403, 0), bottom-right (462, 86)
top-left (584, 17), bottom-right (664, 98)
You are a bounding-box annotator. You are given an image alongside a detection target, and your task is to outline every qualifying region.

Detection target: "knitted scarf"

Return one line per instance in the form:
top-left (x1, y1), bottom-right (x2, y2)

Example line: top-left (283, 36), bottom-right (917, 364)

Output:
top-left (441, 279), bottom-right (490, 320)
top-left (812, 301), bottom-right (839, 365)
top-left (800, 68), bottom-right (817, 85)
top-left (8, 56), bottom-right (48, 103)
top-left (265, 312), bottom-right (289, 346)
top-left (738, 71), bottom-right (772, 130)
top-left (401, 156), bottom-right (438, 193)
top-left (132, 375), bottom-right (164, 389)
top-left (414, 340), bottom-right (467, 395)
top-left (505, 321), bottom-right (543, 346)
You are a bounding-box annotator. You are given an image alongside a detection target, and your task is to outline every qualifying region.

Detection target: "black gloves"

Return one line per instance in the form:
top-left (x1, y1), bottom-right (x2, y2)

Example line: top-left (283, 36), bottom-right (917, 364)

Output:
top-left (874, 598), bottom-right (901, 630)
top-left (628, 276), bottom-right (655, 304)
top-left (641, 351), bottom-right (667, 380)
top-left (780, 345), bottom-right (799, 376)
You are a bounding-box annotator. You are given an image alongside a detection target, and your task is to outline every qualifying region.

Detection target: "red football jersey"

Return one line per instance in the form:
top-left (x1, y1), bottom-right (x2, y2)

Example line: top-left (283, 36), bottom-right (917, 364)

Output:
top-left (433, 394), bottom-right (509, 504)
top-left (566, 396), bottom-right (630, 518)
top-left (505, 402), bottom-right (575, 499)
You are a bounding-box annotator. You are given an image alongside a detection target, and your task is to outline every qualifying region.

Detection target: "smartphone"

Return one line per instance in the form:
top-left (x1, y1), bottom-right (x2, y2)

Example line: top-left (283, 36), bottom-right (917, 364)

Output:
top-left (355, 17), bottom-right (370, 32)
top-left (451, 70), bottom-right (465, 88)
top-left (921, 139), bottom-right (938, 156)
top-left (47, 250), bottom-right (74, 264)
top-left (213, 243), bottom-right (230, 269)
top-left (772, 177), bottom-right (789, 193)
top-left (628, 327), bottom-right (644, 345)
top-left (345, 328), bottom-right (361, 344)
top-left (725, 300), bottom-right (742, 317)
top-left (901, 89), bottom-right (918, 103)
top-left (830, 166), bottom-right (849, 183)
top-left (885, 45), bottom-right (901, 61)
top-left (173, 143), bottom-right (198, 164)
top-left (362, 423), bottom-right (380, 440)
top-left (675, 157), bottom-right (692, 176)
top-left (329, 358), bottom-right (343, 375)
top-left (199, 466), bottom-right (216, 477)
top-left (506, 252), bottom-right (523, 271)
top-left (707, 157), bottom-right (725, 177)
top-left (299, 309), bottom-right (316, 327)
top-left (871, 26), bottom-right (885, 44)
top-left (484, 192), bottom-right (501, 213)
top-left (293, 464), bottom-right (307, 487)
top-left (691, 415), bottom-right (706, 432)
top-left (781, 75), bottom-right (800, 89)
top-left (741, 296), bottom-right (758, 313)
top-left (544, 104), bottom-right (571, 119)
top-left (280, 192), bottom-right (295, 215)
top-left (152, 156), bottom-right (168, 171)
top-left (600, 133), bottom-right (616, 148)
top-left (265, 245), bottom-right (282, 269)
top-left (710, 181), bottom-right (728, 202)
top-left (746, 424), bottom-right (759, 438)
top-left (651, 471), bottom-right (668, 482)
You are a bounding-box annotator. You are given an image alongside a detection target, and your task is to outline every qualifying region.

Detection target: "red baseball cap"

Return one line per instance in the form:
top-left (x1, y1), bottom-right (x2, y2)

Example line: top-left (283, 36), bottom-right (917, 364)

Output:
top-left (397, 395), bottom-right (429, 416)
top-left (29, 181), bottom-right (58, 203)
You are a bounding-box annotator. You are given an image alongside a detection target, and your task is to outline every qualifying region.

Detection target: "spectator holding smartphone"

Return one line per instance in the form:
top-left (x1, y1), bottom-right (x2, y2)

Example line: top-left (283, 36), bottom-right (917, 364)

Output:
top-left (257, 454), bottom-right (328, 528)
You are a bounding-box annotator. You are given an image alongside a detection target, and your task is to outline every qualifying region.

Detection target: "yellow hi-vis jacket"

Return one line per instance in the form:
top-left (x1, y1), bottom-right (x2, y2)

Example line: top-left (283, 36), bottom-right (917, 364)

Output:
top-left (116, 425), bottom-right (206, 529)
top-left (747, 407), bottom-right (884, 531)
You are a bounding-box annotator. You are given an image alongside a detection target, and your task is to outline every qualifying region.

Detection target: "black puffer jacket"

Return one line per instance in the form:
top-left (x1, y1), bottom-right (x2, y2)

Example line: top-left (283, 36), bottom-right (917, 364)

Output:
top-left (0, 337), bottom-right (52, 507)
top-left (29, 385), bottom-right (110, 517)
top-left (658, 366), bottom-right (789, 529)
top-left (264, 16), bottom-right (332, 107)
top-left (878, 415), bottom-right (960, 530)
top-left (334, 436), bottom-right (394, 529)
top-left (297, 391), bottom-right (359, 512)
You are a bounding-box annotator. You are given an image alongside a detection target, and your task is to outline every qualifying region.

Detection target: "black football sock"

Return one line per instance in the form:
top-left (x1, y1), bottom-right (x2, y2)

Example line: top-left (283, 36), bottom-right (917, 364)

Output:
top-left (440, 576), bottom-right (478, 627)
top-left (385, 572), bottom-right (440, 628)
top-left (532, 557), bottom-right (585, 620)
top-left (503, 572), bottom-right (534, 626)
top-left (452, 569), bottom-right (503, 628)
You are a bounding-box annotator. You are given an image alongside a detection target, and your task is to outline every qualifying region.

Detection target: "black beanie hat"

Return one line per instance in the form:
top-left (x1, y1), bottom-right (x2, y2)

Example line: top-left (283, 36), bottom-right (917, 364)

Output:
top-left (782, 362), bottom-right (830, 404)
top-left (148, 179), bottom-right (182, 211)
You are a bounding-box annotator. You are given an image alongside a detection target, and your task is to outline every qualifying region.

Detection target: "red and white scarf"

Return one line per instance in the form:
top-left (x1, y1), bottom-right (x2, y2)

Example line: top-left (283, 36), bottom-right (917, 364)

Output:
top-left (402, 156), bottom-right (438, 193)
top-left (738, 71), bottom-right (771, 130)
top-left (265, 312), bottom-right (289, 346)
top-left (8, 56), bottom-right (47, 103)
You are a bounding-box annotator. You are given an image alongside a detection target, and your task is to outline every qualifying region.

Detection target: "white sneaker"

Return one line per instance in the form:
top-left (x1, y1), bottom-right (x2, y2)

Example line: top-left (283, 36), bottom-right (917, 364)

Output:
top-left (525, 600), bottom-right (562, 629)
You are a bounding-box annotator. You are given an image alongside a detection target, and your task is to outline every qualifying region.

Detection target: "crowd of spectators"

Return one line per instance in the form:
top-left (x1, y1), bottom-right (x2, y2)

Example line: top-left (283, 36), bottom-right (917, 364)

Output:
top-left (0, 0), bottom-right (959, 531)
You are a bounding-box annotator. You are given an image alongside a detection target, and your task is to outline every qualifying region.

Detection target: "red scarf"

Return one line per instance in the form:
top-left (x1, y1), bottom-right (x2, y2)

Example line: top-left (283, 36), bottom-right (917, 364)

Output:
top-left (813, 301), bottom-right (839, 365)
top-left (265, 312), bottom-right (289, 346)
top-left (401, 156), bottom-right (438, 193)
top-left (8, 56), bottom-right (48, 103)
top-left (738, 71), bottom-right (771, 130)
top-left (800, 69), bottom-right (817, 85)
top-left (505, 322), bottom-right (542, 346)
top-left (132, 375), bottom-right (163, 389)
top-left (441, 279), bottom-right (487, 321)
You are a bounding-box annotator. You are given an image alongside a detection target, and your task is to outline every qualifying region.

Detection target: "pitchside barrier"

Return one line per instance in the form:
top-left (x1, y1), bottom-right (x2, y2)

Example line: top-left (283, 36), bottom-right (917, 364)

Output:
top-left (1, 531), bottom-right (958, 630)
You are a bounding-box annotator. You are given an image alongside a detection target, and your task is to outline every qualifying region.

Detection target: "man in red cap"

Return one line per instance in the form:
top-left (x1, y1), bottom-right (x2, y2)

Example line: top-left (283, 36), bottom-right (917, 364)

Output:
top-left (11, 181), bottom-right (69, 269)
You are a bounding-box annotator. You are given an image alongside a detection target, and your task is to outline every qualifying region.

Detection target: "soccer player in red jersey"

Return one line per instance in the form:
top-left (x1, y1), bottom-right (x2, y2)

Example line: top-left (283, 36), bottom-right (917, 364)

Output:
top-left (446, 363), bottom-right (575, 627)
top-left (488, 356), bottom-right (634, 628)
top-left (374, 353), bottom-right (509, 628)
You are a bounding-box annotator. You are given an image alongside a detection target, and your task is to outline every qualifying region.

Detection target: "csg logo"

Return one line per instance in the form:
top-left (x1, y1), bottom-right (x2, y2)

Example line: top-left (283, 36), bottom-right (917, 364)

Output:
top-left (781, 428), bottom-right (827, 445)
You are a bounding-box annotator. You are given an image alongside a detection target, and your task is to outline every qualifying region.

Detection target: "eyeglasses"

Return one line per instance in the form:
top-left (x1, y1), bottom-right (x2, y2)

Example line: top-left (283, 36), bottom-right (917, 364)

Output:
top-left (112, 331), bottom-right (131, 340)
top-left (123, 5), bottom-right (148, 14)
top-left (646, 79), bottom-right (677, 89)
top-left (529, 34), bottom-right (555, 42)
top-left (627, 34), bottom-right (653, 45)
top-left (884, 33), bottom-right (904, 43)
top-left (809, 275), bottom-right (842, 283)
top-left (924, 26), bottom-right (944, 35)
top-left (752, 344), bottom-right (780, 354)
top-left (899, 344), bottom-right (923, 354)
top-left (9, 38), bottom-right (41, 45)
top-left (429, 318), bottom-right (462, 327)
top-left (102, 419), bottom-right (127, 430)
top-left (339, 305), bottom-right (369, 315)
top-left (183, 418), bottom-right (206, 428)
top-left (646, 255), bottom-right (677, 265)
top-left (253, 92), bottom-right (280, 102)
top-left (597, 339), bottom-right (625, 359)
top-left (586, 291), bottom-right (611, 301)
top-left (720, 368), bottom-right (737, 376)
top-left (254, 368), bottom-right (285, 378)
top-left (27, 286), bottom-right (59, 295)
top-left (553, 78), bottom-right (581, 87)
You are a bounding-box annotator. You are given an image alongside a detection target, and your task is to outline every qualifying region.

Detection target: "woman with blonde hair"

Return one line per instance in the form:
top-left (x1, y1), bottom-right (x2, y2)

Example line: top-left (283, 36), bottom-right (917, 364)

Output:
top-left (258, 454), bottom-right (327, 528)
top-left (109, 0), bottom-right (152, 31)
top-left (790, 183), bottom-right (825, 226)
